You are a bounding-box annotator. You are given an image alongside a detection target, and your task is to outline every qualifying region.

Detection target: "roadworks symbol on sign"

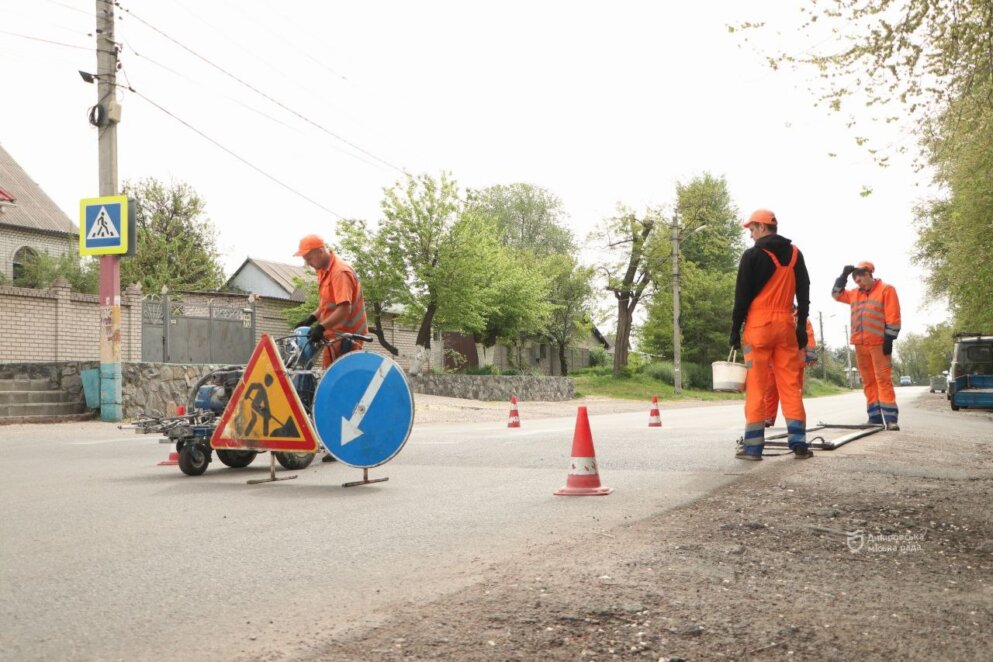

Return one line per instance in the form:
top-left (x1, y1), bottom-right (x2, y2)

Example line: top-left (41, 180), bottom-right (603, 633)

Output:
top-left (86, 207), bottom-right (120, 239)
top-left (211, 334), bottom-right (320, 453)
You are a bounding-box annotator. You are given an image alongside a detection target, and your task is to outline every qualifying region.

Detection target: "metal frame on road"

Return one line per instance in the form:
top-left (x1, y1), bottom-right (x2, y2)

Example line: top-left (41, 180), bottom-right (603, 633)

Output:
top-left (764, 421), bottom-right (885, 450)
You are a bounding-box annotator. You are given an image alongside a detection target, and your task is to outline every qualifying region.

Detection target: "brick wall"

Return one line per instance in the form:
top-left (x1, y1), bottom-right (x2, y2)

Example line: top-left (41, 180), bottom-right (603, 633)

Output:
top-left (0, 280), bottom-right (142, 361)
top-left (0, 227), bottom-right (74, 280)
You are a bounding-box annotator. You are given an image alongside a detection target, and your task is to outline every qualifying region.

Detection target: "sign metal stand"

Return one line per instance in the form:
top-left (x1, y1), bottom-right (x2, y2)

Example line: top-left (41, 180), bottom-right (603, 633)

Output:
top-left (247, 453), bottom-right (299, 485)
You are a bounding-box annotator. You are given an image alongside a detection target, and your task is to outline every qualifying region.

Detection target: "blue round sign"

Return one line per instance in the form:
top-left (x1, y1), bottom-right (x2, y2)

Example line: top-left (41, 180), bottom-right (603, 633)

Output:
top-left (312, 351), bottom-right (414, 468)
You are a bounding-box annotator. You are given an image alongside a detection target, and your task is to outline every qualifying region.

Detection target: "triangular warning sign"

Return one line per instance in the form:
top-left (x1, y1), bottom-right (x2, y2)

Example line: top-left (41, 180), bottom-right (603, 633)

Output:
top-left (211, 334), bottom-right (320, 452)
top-left (86, 206), bottom-right (120, 239)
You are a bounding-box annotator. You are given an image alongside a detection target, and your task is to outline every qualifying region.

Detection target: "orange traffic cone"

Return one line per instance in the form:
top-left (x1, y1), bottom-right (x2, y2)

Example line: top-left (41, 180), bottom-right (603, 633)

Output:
top-left (555, 407), bottom-right (613, 496)
top-left (158, 452), bottom-right (179, 466)
top-left (648, 394), bottom-right (662, 427)
top-left (507, 395), bottom-right (521, 428)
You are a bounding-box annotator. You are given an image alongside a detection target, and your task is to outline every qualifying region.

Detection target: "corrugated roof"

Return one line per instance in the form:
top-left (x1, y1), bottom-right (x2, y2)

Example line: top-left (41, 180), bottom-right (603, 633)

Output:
top-left (0, 144), bottom-right (78, 235)
top-left (226, 257), bottom-right (314, 300)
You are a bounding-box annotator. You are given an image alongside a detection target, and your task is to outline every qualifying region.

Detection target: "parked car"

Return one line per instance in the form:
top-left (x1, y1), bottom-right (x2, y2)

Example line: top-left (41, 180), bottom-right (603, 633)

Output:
top-left (948, 333), bottom-right (993, 411)
top-left (899, 375), bottom-right (913, 386)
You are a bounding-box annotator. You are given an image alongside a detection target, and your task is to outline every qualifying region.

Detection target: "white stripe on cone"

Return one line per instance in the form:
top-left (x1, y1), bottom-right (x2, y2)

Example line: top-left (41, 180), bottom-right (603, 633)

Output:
top-left (568, 457), bottom-right (598, 475)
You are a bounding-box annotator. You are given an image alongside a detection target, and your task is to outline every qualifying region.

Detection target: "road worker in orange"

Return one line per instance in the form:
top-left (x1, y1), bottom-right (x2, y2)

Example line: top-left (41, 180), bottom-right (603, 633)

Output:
top-left (730, 209), bottom-right (812, 460)
top-left (832, 261), bottom-right (902, 429)
top-left (764, 307), bottom-right (817, 427)
top-left (291, 234), bottom-right (368, 369)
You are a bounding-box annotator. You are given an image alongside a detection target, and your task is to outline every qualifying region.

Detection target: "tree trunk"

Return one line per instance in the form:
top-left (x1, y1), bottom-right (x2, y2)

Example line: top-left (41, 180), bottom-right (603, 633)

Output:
top-left (614, 293), bottom-right (640, 376)
top-left (558, 341), bottom-right (569, 376)
top-left (409, 300), bottom-right (437, 375)
top-left (369, 303), bottom-right (399, 356)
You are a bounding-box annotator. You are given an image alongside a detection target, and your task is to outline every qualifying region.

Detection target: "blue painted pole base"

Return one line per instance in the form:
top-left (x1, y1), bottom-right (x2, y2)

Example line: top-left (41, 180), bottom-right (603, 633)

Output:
top-left (99, 362), bottom-right (123, 422)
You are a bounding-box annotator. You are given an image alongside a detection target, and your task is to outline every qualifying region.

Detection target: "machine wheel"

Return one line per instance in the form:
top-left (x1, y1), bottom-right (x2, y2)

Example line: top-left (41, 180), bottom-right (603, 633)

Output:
top-left (273, 452), bottom-right (315, 470)
top-left (178, 444), bottom-right (210, 476)
top-left (175, 439), bottom-right (186, 454)
top-left (951, 402), bottom-right (960, 411)
top-left (216, 449), bottom-right (257, 468)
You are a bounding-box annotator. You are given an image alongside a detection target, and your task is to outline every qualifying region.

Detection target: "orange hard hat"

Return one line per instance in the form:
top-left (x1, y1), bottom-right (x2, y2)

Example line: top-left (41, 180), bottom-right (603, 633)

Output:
top-left (293, 234), bottom-right (325, 257)
top-left (854, 260), bottom-right (875, 274)
top-left (742, 208), bottom-right (777, 228)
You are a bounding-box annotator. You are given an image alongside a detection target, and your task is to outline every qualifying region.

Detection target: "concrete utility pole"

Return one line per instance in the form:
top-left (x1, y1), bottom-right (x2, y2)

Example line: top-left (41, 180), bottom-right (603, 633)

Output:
top-left (96, 0), bottom-right (122, 421)
top-left (819, 311), bottom-right (827, 381)
top-left (671, 218), bottom-right (682, 394)
top-left (844, 324), bottom-right (853, 388)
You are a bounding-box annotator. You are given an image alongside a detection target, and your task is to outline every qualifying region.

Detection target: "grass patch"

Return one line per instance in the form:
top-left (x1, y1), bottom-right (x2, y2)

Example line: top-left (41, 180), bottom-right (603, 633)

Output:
top-left (571, 369), bottom-right (849, 401)
top-left (571, 371), bottom-right (743, 402)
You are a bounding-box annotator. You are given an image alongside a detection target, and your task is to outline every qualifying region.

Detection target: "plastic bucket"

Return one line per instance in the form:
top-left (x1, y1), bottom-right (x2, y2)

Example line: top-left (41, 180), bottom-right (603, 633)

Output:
top-left (712, 350), bottom-right (747, 392)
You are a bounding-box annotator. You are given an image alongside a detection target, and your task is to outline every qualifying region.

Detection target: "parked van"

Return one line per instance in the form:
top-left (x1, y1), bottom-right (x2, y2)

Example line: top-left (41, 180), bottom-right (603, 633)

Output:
top-left (949, 333), bottom-right (993, 411)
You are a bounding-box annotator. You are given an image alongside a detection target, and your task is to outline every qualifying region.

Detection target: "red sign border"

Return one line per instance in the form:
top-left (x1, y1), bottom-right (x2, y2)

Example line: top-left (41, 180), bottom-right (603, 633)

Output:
top-left (210, 334), bottom-right (320, 452)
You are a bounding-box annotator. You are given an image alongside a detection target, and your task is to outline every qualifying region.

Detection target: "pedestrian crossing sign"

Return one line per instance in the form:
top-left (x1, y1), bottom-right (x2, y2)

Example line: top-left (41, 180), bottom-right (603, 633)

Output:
top-left (211, 334), bottom-right (320, 453)
top-left (79, 195), bottom-right (129, 256)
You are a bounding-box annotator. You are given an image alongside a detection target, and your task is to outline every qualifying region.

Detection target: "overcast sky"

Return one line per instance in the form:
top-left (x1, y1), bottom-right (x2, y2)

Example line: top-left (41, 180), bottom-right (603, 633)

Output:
top-left (0, 0), bottom-right (946, 349)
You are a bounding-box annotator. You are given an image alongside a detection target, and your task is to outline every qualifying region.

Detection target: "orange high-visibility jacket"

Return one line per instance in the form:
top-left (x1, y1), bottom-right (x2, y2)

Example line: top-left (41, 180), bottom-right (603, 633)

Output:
top-left (316, 253), bottom-right (368, 336)
top-left (833, 279), bottom-right (901, 346)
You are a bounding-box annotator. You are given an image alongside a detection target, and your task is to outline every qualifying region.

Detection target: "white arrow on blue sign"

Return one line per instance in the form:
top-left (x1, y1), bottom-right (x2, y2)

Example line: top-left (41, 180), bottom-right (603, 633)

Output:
top-left (312, 351), bottom-right (414, 468)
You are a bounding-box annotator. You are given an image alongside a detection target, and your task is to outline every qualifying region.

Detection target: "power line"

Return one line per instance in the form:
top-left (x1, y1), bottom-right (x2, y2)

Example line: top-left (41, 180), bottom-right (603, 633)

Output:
top-left (113, 1), bottom-right (407, 175)
top-left (0, 29), bottom-right (89, 50)
top-left (123, 83), bottom-right (343, 218)
top-left (43, 0), bottom-right (91, 16)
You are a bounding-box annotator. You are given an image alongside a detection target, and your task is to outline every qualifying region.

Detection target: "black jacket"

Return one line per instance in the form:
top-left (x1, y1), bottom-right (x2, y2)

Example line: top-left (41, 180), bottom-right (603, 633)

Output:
top-left (730, 234), bottom-right (810, 336)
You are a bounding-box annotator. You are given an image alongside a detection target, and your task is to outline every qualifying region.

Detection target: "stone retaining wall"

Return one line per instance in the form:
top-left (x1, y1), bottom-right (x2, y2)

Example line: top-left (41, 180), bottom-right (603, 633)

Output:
top-left (408, 374), bottom-right (574, 401)
top-left (2, 362), bottom-right (576, 419)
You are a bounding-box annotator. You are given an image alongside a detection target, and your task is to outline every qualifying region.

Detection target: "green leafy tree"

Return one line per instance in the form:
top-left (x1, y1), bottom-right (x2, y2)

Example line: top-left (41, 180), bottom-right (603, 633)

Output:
top-left (594, 206), bottom-right (664, 376)
top-left (895, 332), bottom-right (929, 382)
top-left (541, 255), bottom-right (596, 376)
top-left (640, 174), bottom-right (743, 365)
top-left (12, 247), bottom-right (99, 293)
top-left (335, 218), bottom-right (408, 355)
top-left (913, 93), bottom-right (993, 331)
top-left (379, 173), bottom-right (550, 374)
top-left (466, 183), bottom-right (575, 256)
top-left (920, 321), bottom-right (954, 374)
top-left (120, 178), bottom-right (225, 293)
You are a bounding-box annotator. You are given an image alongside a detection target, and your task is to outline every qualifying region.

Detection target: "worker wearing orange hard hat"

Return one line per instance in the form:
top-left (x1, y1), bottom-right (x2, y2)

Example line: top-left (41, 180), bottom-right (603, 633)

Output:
top-left (730, 209), bottom-right (812, 460)
top-left (832, 260), bottom-right (902, 429)
top-left (763, 306), bottom-right (817, 427)
top-left (291, 234), bottom-right (367, 369)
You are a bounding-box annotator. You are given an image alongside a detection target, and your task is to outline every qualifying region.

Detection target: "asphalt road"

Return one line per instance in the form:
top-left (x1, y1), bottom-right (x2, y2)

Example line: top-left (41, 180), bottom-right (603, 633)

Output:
top-left (0, 387), bottom-right (927, 661)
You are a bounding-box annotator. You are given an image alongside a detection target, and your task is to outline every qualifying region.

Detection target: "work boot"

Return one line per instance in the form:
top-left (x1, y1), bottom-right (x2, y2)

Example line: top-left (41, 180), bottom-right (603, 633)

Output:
top-left (792, 444), bottom-right (814, 460)
top-left (887, 424), bottom-right (901, 431)
top-left (735, 445), bottom-right (763, 461)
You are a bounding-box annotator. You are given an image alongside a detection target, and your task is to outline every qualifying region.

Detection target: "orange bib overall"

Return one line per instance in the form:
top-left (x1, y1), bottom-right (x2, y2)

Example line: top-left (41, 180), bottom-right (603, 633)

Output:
top-left (741, 247), bottom-right (807, 454)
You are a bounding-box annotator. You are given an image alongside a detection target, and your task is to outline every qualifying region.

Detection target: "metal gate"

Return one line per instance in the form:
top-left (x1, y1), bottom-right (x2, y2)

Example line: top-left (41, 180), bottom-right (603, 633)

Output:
top-left (142, 294), bottom-right (256, 364)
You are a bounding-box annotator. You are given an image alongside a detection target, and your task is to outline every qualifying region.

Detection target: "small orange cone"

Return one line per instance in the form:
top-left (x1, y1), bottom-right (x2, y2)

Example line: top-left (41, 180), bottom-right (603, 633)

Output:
top-left (507, 395), bottom-right (521, 428)
top-left (555, 407), bottom-right (613, 496)
top-left (158, 451), bottom-right (179, 466)
top-left (648, 394), bottom-right (662, 427)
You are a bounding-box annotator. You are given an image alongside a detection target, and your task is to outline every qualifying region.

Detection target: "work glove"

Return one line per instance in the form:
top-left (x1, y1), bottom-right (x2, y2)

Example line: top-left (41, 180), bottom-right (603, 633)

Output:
top-left (841, 265), bottom-right (855, 279)
top-left (293, 314), bottom-right (317, 330)
top-left (883, 337), bottom-right (893, 356)
top-left (796, 325), bottom-right (808, 350)
top-left (307, 323), bottom-right (326, 343)
top-left (729, 330), bottom-right (741, 351)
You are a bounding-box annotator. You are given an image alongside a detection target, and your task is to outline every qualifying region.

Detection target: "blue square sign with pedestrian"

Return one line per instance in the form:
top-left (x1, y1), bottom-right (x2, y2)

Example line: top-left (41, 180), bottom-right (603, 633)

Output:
top-left (79, 194), bottom-right (129, 256)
